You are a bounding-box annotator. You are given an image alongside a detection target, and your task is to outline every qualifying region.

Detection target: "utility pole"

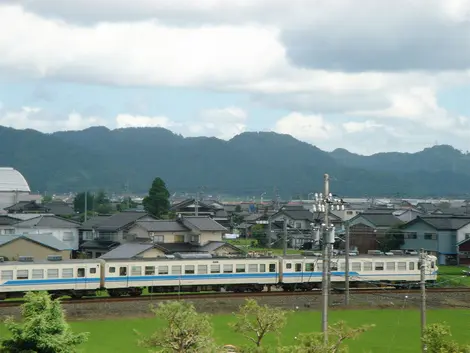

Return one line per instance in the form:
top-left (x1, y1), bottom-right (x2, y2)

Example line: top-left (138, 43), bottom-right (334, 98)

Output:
top-left (321, 173), bottom-right (330, 342)
top-left (267, 216), bottom-right (272, 249)
top-left (283, 218), bottom-right (288, 256)
top-left (420, 248), bottom-right (427, 353)
top-left (84, 191), bottom-right (88, 223)
top-left (195, 192), bottom-right (199, 216)
top-left (345, 220), bottom-right (350, 306)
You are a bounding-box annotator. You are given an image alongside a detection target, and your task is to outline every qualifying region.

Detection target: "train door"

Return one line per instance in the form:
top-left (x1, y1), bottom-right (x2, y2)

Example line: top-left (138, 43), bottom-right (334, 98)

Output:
top-left (118, 265), bottom-right (129, 287)
top-left (75, 266), bottom-right (87, 290)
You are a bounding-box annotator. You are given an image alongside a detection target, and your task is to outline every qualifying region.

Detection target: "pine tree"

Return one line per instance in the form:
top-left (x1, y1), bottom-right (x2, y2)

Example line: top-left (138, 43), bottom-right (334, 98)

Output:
top-left (1, 292), bottom-right (88, 353)
top-left (143, 177), bottom-right (170, 218)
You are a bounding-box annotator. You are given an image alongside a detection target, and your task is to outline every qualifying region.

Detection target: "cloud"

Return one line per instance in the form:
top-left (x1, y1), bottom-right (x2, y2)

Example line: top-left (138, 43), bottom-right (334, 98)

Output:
top-left (0, 106), bottom-right (105, 132)
top-left (115, 107), bottom-right (247, 140)
top-left (273, 112), bottom-right (334, 142)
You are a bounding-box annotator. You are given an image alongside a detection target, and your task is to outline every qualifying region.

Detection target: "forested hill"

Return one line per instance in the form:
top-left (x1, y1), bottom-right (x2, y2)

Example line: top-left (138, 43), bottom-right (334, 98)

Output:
top-left (1, 125), bottom-right (469, 197)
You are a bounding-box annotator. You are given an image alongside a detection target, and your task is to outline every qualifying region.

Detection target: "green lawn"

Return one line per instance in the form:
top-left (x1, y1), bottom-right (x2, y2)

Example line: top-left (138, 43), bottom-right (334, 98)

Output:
top-left (437, 265), bottom-right (470, 287)
top-left (1, 309), bottom-right (466, 352)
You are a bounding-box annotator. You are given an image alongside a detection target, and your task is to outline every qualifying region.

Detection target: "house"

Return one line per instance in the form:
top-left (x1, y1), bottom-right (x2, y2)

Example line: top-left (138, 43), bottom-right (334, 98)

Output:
top-left (4, 200), bottom-right (48, 214)
top-left (79, 211), bottom-right (156, 258)
top-left (0, 215), bottom-right (18, 235)
top-left (170, 198), bottom-right (230, 227)
top-left (13, 215), bottom-right (81, 251)
top-left (0, 233), bottom-right (72, 260)
top-left (400, 215), bottom-right (470, 265)
top-left (416, 203), bottom-right (443, 214)
top-left (393, 208), bottom-right (424, 222)
top-left (99, 241), bottom-right (243, 259)
top-left (348, 212), bottom-right (403, 254)
top-left (43, 201), bottom-right (75, 217)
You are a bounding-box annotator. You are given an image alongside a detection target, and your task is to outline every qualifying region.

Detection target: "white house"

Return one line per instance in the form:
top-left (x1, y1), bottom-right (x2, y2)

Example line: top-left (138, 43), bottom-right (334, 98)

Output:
top-left (13, 215), bottom-right (81, 250)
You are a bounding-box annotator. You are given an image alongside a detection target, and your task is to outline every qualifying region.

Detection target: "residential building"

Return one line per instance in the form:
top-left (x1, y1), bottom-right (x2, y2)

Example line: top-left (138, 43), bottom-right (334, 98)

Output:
top-left (13, 215), bottom-right (81, 250)
top-left (170, 198), bottom-right (230, 227)
top-left (0, 215), bottom-right (18, 235)
top-left (79, 211), bottom-right (155, 258)
top-left (400, 215), bottom-right (470, 265)
top-left (4, 200), bottom-right (48, 214)
top-left (0, 233), bottom-right (72, 260)
top-left (348, 212), bottom-right (402, 254)
top-left (393, 208), bottom-right (424, 222)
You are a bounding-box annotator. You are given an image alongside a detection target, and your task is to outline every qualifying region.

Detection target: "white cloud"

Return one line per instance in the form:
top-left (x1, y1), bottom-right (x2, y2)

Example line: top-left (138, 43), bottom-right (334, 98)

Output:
top-left (115, 114), bottom-right (177, 129)
top-left (274, 112), bottom-right (334, 142)
top-left (0, 106), bottom-right (105, 132)
top-left (342, 120), bottom-right (383, 134)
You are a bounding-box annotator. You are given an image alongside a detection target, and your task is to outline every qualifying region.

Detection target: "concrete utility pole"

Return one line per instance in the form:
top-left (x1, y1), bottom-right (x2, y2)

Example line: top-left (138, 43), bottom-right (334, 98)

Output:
top-left (84, 191), bottom-right (88, 223)
top-left (321, 173), bottom-right (330, 342)
top-left (344, 220), bottom-right (350, 306)
top-left (283, 218), bottom-right (288, 256)
top-left (420, 248), bottom-right (427, 353)
top-left (267, 216), bottom-right (272, 249)
top-left (195, 192), bottom-right (199, 216)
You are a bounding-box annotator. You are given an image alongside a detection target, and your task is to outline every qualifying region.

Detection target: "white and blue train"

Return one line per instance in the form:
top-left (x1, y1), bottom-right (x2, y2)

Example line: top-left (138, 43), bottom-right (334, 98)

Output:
top-left (0, 254), bottom-right (438, 299)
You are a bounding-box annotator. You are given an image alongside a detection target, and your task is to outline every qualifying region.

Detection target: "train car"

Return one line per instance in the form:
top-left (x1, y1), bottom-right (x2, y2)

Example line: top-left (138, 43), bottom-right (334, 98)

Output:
top-left (0, 256), bottom-right (103, 299)
top-left (279, 254), bottom-right (438, 291)
top-left (102, 256), bottom-right (280, 296)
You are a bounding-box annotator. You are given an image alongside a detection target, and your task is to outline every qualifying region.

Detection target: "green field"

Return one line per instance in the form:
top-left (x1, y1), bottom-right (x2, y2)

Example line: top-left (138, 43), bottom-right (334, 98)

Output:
top-left (1, 309), bottom-right (467, 352)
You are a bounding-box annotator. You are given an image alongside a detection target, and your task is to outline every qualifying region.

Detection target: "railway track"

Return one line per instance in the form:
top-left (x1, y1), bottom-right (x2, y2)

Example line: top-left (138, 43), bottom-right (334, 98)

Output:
top-left (0, 287), bottom-right (468, 308)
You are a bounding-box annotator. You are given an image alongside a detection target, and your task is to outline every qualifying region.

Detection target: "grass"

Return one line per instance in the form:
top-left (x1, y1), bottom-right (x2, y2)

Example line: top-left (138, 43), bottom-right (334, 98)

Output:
top-left (437, 265), bottom-right (470, 287)
top-left (1, 309), bottom-right (467, 352)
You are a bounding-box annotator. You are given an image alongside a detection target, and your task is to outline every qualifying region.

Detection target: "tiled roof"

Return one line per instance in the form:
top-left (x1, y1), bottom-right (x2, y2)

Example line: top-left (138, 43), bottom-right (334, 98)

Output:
top-left (358, 212), bottom-right (402, 227)
top-left (15, 215), bottom-right (80, 228)
top-left (181, 216), bottom-right (227, 232)
top-left (80, 240), bottom-right (120, 250)
top-left (417, 216), bottom-right (470, 230)
top-left (80, 215), bottom-right (110, 229)
top-left (277, 206), bottom-right (315, 221)
top-left (44, 201), bottom-right (75, 216)
top-left (99, 243), bottom-right (154, 259)
top-left (0, 233), bottom-right (72, 251)
top-left (0, 215), bottom-right (19, 226)
top-left (95, 211), bottom-right (152, 231)
top-left (135, 220), bottom-right (188, 232)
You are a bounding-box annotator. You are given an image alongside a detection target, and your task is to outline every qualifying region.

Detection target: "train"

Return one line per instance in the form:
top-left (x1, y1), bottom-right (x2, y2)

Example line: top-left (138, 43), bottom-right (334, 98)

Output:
top-left (0, 253), bottom-right (438, 299)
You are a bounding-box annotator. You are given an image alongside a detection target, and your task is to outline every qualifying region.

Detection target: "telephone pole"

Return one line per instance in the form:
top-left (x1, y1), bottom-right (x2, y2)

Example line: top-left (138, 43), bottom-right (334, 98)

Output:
top-left (420, 248), bottom-right (427, 353)
top-left (283, 218), bottom-right (288, 256)
top-left (344, 220), bottom-right (350, 306)
top-left (84, 191), bottom-right (88, 223)
top-left (322, 174), bottom-right (330, 342)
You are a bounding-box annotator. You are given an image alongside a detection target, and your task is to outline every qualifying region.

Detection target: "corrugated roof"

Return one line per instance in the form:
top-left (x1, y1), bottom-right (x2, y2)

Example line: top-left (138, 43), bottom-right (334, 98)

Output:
top-left (99, 243), bottom-right (154, 259)
top-left (0, 233), bottom-right (72, 251)
top-left (135, 220), bottom-right (188, 232)
top-left (181, 216), bottom-right (227, 231)
top-left (0, 167), bottom-right (30, 192)
top-left (15, 215), bottom-right (80, 228)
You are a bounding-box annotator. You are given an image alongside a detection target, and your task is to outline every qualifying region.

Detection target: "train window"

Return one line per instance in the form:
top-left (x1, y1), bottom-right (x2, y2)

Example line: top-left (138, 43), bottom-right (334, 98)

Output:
top-left (47, 269), bottom-right (59, 278)
top-left (109, 267), bottom-right (116, 273)
top-left (210, 265), bottom-right (220, 273)
top-left (363, 262), bottom-right (372, 271)
top-left (269, 264), bottom-right (276, 273)
top-left (397, 262), bottom-right (407, 271)
top-left (62, 268), bottom-right (73, 278)
top-left (339, 262), bottom-right (346, 271)
top-left (409, 262), bottom-right (415, 270)
top-left (259, 264), bottom-right (266, 272)
top-left (386, 262), bottom-right (395, 271)
top-left (331, 263), bottom-right (338, 271)
top-left (418, 261), bottom-right (422, 270)
top-left (32, 269), bottom-right (44, 279)
top-left (185, 265), bottom-right (195, 274)
top-left (286, 263), bottom-right (292, 269)
top-left (119, 267), bottom-right (127, 276)
top-left (317, 263), bottom-right (323, 271)
top-left (351, 262), bottom-right (361, 271)
top-left (248, 264), bottom-right (258, 272)
top-left (77, 268), bottom-right (85, 278)
top-left (172, 266), bottom-right (182, 275)
top-left (90, 268), bottom-right (97, 274)
top-left (131, 266), bottom-right (142, 276)
top-left (375, 262), bottom-right (384, 271)
top-left (158, 266), bottom-right (169, 275)
top-left (145, 266), bottom-right (155, 276)
top-left (223, 264), bottom-right (233, 273)
top-left (305, 263), bottom-right (314, 271)
top-left (198, 265), bottom-right (208, 274)
top-left (295, 263), bottom-right (302, 272)
top-left (16, 270), bottom-right (28, 280)
top-left (431, 261), bottom-right (435, 269)
top-left (236, 264), bottom-right (246, 273)
top-left (1, 270), bottom-right (13, 280)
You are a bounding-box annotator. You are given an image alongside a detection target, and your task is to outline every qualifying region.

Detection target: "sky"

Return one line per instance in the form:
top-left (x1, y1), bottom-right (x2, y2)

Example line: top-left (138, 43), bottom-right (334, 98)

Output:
top-left (2, 0), bottom-right (470, 155)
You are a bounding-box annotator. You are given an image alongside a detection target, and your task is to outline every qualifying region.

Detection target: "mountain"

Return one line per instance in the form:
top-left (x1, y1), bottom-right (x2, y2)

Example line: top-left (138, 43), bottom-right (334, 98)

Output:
top-left (2, 125), bottom-right (470, 197)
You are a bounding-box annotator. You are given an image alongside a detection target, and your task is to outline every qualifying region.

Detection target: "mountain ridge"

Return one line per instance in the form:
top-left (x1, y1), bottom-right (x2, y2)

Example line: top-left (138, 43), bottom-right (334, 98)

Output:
top-left (1, 125), bottom-right (469, 197)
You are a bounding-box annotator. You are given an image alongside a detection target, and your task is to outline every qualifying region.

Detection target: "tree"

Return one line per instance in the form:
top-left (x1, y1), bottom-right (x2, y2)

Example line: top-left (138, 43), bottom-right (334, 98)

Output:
top-left (423, 323), bottom-right (470, 353)
top-left (143, 177), bottom-right (170, 218)
top-left (278, 321), bottom-right (373, 353)
top-left (137, 301), bottom-right (218, 353)
top-left (73, 192), bottom-right (94, 214)
top-left (381, 225), bottom-right (405, 252)
top-left (41, 195), bottom-right (52, 204)
top-left (231, 299), bottom-right (287, 348)
top-left (1, 291), bottom-right (88, 353)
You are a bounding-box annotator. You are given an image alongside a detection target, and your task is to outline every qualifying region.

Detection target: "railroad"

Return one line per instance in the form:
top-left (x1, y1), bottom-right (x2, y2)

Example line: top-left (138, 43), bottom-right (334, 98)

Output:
top-left (0, 287), bottom-right (467, 309)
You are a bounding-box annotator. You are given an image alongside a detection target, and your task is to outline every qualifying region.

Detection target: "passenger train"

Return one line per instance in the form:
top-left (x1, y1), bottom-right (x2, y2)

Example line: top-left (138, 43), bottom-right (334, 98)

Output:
top-left (0, 254), bottom-right (438, 299)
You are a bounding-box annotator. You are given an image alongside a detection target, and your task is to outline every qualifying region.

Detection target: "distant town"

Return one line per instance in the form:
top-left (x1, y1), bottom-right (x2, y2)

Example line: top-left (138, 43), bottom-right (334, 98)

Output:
top-left (0, 167), bottom-right (468, 266)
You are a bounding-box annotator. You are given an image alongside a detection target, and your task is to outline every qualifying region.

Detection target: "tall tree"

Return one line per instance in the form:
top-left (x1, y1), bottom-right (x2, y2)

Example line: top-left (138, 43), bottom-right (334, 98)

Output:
top-left (137, 301), bottom-right (218, 353)
top-left (231, 299), bottom-right (287, 348)
top-left (73, 192), bottom-right (94, 213)
top-left (1, 291), bottom-right (88, 353)
top-left (143, 177), bottom-right (170, 218)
